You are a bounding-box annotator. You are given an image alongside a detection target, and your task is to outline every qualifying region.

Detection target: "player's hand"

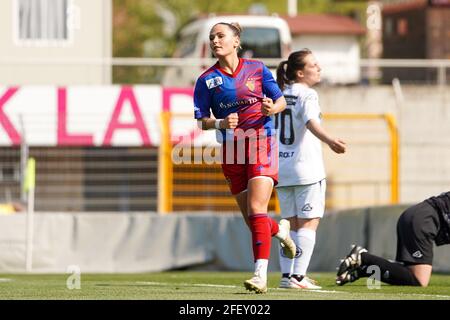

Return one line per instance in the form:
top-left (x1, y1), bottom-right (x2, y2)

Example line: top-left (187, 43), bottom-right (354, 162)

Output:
top-left (328, 139), bottom-right (347, 154)
top-left (223, 113), bottom-right (238, 129)
top-left (261, 98), bottom-right (274, 116)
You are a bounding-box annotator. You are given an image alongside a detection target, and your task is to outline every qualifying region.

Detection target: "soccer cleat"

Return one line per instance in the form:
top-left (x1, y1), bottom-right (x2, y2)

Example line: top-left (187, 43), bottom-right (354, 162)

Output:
top-left (276, 219), bottom-right (296, 259)
top-left (244, 275), bottom-right (268, 294)
top-left (336, 245), bottom-right (367, 277)
top-left (279, 277), bottom-right (291, 288)
top-left (336, 268), bottom-right (361, 286)
top-left (289, 276), bottom-right (322, 290)
top-left (336, 245), bottom-right (367, 285)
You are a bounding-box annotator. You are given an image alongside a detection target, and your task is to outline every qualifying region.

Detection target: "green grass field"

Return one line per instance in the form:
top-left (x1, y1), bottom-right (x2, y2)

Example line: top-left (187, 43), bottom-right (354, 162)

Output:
top-left (0, 272), bottom-right (449, 300)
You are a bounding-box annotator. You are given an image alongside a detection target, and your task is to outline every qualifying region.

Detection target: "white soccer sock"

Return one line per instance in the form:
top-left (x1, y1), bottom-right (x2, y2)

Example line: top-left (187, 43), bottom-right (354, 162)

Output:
top-left (278, 230), bottom-right (297, 275)
top-left (254, 259), bottom-right (268, 282)
top-left (293, 228), bottom-right (316, 276)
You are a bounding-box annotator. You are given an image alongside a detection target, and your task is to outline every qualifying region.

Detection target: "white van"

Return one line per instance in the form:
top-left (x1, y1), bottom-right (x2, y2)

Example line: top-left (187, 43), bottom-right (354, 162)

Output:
top-left (162, 15), bottom-right (292, 87)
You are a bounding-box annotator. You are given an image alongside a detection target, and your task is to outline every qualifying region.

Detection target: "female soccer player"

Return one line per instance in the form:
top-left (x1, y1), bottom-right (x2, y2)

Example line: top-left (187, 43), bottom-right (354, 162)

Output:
top-left (193, 22), bottom-right (296, 294)
top-left (275, 49), bottom-right (347, 289)
top-left (336, 191), bottom-right (450, 287)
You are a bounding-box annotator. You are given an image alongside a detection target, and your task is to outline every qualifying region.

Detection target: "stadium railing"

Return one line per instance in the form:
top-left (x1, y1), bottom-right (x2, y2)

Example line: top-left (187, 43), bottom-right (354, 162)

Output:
top-left (1, 57), bottom-right (449, 85)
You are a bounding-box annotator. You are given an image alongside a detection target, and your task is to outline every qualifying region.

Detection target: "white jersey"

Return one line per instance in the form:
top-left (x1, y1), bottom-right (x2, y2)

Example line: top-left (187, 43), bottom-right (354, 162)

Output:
top-left (276, 83), bottom-right (325, 187)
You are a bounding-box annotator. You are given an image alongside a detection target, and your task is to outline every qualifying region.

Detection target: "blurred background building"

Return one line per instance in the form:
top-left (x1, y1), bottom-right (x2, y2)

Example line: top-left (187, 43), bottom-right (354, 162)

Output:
top-left (283, 13), bottom-right (365, 84)
top-left (382, 0), bottom-right (450, 83)
top-left (0, 0), bottom-right (112, 85)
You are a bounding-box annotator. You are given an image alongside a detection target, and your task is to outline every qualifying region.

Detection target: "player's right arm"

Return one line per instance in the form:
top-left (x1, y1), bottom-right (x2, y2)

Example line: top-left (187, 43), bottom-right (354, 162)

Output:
top-left (194, 75), bottom-right (239, 130)
top-left (198, 113), bottom-right (239, 130)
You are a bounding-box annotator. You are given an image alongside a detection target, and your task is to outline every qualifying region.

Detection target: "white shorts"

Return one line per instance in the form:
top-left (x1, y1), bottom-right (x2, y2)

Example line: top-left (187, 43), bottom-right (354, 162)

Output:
top-left (276, 179), bottom-right (326, 219)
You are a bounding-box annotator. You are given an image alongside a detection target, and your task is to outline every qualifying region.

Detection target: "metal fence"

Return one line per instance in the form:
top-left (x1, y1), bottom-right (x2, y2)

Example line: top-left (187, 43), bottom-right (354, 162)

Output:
top-left (1, 57), bottom-right (449, 85)
top-left (0, 146), bottom-right (159, 212)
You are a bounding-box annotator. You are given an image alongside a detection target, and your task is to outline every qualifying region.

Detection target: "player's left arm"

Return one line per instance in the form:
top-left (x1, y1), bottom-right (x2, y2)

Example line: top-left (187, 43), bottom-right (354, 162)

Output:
top-left (301, 91), bottom-right (346, 154)
top-left (306, 119), bottom-right (346, 154)
top-left (261, 96), bottom-right (286, 116)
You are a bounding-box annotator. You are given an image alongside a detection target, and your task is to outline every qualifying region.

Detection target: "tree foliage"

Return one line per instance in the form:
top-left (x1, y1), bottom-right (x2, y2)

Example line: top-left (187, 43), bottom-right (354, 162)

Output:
top-left (112, 0), bottom-right (366, 83)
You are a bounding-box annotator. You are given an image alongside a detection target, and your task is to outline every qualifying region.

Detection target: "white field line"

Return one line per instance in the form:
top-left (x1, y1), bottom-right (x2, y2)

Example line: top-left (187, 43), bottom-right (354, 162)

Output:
top-left (136, 281), bottom-right (450, 298)
top-left (135, 281), bottom-right (344, 293)
top-left (398, 293), bottom-right (450, 299)
top-left (136, 281), bottom-right (240, 289)
top-left (0, 278), bottom-right (12, 282)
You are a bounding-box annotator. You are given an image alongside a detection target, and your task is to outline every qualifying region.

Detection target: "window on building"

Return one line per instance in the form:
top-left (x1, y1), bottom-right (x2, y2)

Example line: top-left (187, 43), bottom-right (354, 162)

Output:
top-left (397, 18), bottom-right (408, 36)
top-left (15, 0), bottom-right (70, 44)
top-left (384, 17), bottom-right (393, 37)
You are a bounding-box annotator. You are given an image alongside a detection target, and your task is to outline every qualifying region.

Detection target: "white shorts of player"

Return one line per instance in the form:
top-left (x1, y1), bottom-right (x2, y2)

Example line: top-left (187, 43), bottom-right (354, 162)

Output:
top-left (276, 179), bottom-right (326, 219)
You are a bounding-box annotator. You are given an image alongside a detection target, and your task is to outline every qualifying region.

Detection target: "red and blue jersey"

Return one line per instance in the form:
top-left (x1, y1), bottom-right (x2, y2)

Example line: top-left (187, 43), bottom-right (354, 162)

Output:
top-left (193, 58), bottom-right (282, 139)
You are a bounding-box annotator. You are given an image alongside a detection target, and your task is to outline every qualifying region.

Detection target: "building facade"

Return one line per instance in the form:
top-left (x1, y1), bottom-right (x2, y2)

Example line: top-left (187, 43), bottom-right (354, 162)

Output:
top-left (382, 0), bottom-right (450, 83)
top-left (0, 0), bottom-right (112, 85)
top-left (283, 14), bottom-right (365, 84)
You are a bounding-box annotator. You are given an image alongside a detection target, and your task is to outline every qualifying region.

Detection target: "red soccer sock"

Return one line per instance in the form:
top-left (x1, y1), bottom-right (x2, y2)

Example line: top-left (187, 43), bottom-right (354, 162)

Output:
top-left (249, 214), bottom-right (272, 261)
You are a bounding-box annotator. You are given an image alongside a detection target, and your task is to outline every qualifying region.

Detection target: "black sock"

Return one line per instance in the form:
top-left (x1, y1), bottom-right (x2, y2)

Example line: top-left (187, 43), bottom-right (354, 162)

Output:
top-left (291, 274), bottom-right (304, 282)
top-left (282, 273), bottom-right (290, 279)
top-left (360, 252), bottom-right (421, 286)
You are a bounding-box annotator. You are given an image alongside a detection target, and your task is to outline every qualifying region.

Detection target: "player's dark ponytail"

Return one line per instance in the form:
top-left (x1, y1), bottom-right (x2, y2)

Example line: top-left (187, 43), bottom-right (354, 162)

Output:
top-left (276, 60), bottom-right (289, 91)
top-left (276, 48), bottom-right (313, 91)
